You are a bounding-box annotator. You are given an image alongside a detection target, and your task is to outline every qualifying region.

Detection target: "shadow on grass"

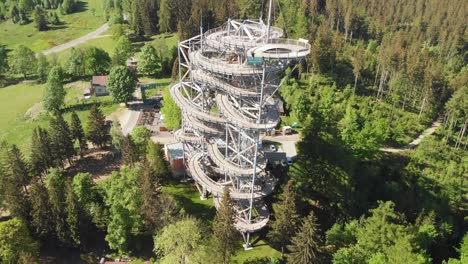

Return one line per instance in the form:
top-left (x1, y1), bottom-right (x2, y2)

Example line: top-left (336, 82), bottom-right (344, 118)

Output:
top-left (173, 195), bottom-right (216, 221)
top-left (62, 99), bottom-right (114, 113)
top-left (74, 1), bottom-right (89, 13)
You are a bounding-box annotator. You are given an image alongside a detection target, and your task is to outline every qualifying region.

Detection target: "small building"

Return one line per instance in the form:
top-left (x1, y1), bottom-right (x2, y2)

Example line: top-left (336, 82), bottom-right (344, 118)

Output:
top-left (276, 100), bottom-right (285, 116)
top-left (91, 75), bottom-right (109, 96)
top-left (164, 142), bottom-right (184, 177)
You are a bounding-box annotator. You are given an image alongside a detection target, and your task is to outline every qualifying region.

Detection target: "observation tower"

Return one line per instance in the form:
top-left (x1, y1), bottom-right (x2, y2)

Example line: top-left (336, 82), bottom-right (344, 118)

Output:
top-left (170, 0), bottom-right (310, 248)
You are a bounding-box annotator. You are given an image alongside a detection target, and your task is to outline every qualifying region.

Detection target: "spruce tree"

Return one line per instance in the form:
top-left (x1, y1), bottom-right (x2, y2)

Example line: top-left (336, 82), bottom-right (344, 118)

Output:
top-left (86, 104), bottom-right (110, 148)
top-left (213, 187), bottom-right (239, 264)
top-left (38, 127), bottom-right (55, 170)
top-left (139, 159), bottom-right (161, 232)
top-left (70, 111), bottom-right (87, 158)
top-left (171, 57), bottom-right (179, 81)
top-left (49, 114), bottom-right (75, 166)
top-left (121, 135), bottom-right (138, 166)
top-left (46, 168), bottom-right (69, 246)
top-left (2, 144), bottom-right (31, 221)
top-left (29, 180), bottom-right (53, 239)
top-left (65, 179), bottom-right (82, 247)
top-left (267, 180), bottom-right (300, 256)
top-left (30, 128), bottom-right (42, 177)
top-left (7, 145), bottom-right (31, 193)
top-left (287, 212), bottom-right (324, 264)
top-left (146, 142), bottom-right (170, 182)
top-left (110, 120), bottom-right (124, 151)
top-left (43, 66), bottom-right (65, 114)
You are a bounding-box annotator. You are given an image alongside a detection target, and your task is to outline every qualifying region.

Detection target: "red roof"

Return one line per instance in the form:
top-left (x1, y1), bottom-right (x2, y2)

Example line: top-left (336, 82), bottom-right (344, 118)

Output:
top-left (92, 75), bottom-right (108, 86)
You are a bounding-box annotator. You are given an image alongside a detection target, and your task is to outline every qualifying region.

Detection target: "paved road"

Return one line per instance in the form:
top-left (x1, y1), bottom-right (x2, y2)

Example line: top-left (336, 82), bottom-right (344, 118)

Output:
top-left (39, 23), bottom-right (109, 55)
top-left (381, 117), bottom-right (443, 153)
top-left (263, 133), bottom-right (300, 158)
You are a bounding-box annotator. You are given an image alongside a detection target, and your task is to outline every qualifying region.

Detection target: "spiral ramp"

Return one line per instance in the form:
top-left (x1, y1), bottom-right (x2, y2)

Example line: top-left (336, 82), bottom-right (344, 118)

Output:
top-left (171, 18), bottom-right (310, 245)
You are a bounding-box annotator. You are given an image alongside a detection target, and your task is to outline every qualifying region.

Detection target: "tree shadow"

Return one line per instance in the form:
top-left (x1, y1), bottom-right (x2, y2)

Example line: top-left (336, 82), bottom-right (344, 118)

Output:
top-left (74, 1), bottom-right (88, 13)
top-left (174, 195), bottom-right (216, 221)
top-left (62, 99), bottom-right (114, 113)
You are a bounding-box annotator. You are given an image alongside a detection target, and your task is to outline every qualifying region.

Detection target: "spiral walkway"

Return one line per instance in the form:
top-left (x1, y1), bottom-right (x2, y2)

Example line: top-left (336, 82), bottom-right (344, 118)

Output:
top-left (171, 17), bottom-right (310, 247)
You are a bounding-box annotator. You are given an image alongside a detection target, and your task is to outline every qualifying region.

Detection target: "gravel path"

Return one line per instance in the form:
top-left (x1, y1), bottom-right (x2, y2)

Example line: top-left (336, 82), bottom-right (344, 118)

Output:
top-left (39, 23), bottom-right (109, 56)
top-left (381, 117), bottom-right (443, 153)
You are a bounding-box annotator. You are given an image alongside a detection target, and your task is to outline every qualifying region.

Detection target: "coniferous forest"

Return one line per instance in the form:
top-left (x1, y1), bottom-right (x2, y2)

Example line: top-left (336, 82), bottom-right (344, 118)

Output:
top-left (0, 0), bottom-right (466, 263)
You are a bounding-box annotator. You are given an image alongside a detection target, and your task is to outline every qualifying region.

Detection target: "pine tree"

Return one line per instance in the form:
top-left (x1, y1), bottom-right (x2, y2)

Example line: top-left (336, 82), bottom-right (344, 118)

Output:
top-left (139, 159), bottom-right (161, 232)
top-left (267, 180), bottom-right (300, 256)
top-left (86, 104), bottom-right (110, 148)
top-left (49, 114), bottom-right (75, 166)
top-left (30, 127), bottom-right (51, 177)
top-left (287, 212), bottom-right (324, 264)
top-left (33, 5), bottom-right (47, 31)
top-left (70, 111), bottom-right (87, 158)
top-left (43, 66), bottom-right (65, 113)
top-left (146, 142), bottom-right (170, 182)
top-left (45, 168), bottom-right (69, 246)
top-left (65, 179), bottom-right (81, 247)
top-left (2, 144), bottom-right (31, 221)
top-left (171, 57), bottom-right (179, 81)
top-left (38, 127), bottom-right (55, 170)
top-left (121, 135), bottom-right (138, 166)
top-left (110, 120), bottom-right (124, 151)
top-left (213, 188), bottom-right (238, 264)
top-left (29, 180), bottom-right (53, 239)
top-left (7, 145), bottom-right (31, 193)
top-left (36, 53), bottom-right (49, 83)
top-left (158, 0), bottom-right (172, 33)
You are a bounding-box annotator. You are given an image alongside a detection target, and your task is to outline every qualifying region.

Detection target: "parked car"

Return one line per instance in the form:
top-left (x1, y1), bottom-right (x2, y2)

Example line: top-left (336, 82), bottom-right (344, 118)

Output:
top-left (280, 159), bottom-right (288, 167)
top-left (286, 157), bottom-right (293, 166)
top-left (269, 144), bottom-right (277, 152)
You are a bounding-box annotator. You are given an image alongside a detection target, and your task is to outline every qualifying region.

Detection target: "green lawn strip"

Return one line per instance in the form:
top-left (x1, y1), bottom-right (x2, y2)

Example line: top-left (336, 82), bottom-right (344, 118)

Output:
top-left (0, 80), bottom-right (118, 152)
top-left (151, 33), bottom-right (178, 50)
top-left (233, 235), bottom-right (281, 263)
top-left (0, 0), bottom-right (106, 52)
top-left (161, 183), bottom-right (216, 223)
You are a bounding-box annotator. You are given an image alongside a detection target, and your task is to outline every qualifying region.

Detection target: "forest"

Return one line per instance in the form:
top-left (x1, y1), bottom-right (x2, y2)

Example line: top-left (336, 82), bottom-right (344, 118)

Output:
top-left (0, 0), bottom-right (466, 263)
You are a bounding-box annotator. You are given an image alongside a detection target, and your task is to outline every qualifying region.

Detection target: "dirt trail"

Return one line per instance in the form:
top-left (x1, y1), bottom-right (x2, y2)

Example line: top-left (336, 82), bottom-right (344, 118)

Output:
top-left (381, 117), bottom-right (443, 153)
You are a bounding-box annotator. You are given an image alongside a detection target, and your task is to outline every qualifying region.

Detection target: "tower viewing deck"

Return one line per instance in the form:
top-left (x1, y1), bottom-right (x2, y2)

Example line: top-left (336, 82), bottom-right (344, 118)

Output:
top-left (171, 13), bottom-right (310, 248)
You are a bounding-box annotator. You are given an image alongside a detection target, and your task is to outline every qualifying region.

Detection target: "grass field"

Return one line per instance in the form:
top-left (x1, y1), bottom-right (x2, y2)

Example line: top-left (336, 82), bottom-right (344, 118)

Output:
top-left (55, 35), bottom-right (116, 65)
top-left (0, 0), bottom-right (106, 52)
top-left (161, 183), bottom-right (281, 263)
top-left (0, 80), bottom-right (118, 152)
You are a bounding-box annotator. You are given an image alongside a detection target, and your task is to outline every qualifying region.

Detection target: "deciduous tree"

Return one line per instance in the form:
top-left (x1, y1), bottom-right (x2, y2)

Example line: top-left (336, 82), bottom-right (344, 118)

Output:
top-left (138, 43), bottom-right (160, 76)
top-left (112, 36), bottom-right (133, 66)
top-left (0, 218), bottom-right (39, 264)
top-left (85, 47), bottom-right (111, 75)
top-left (107, 65), bottom-right (137, 104)
top-left (154, 217), bottom-right (207, 264)
top-left (9, 45), bottom-right (37, 79)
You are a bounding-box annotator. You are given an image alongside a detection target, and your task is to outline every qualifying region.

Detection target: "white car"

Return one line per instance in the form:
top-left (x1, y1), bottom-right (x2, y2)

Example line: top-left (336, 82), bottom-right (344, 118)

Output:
top-left (269, 144), bottom-right (277, 152)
